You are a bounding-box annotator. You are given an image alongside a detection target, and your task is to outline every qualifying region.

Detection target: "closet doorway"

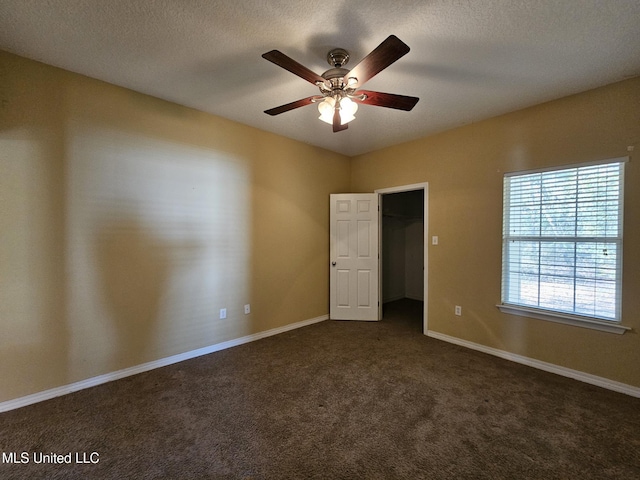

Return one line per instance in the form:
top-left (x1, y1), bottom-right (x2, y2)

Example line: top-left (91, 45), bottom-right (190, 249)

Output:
top-left (376, 183), bottom-right (428, 333)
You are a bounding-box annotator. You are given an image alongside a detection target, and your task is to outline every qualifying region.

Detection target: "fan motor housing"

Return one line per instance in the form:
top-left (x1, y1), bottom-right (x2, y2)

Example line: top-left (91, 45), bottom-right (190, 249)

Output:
top-left (320, 66), bottom-right (349, 92)
top-left (321, 67), bottom-right (349, 80)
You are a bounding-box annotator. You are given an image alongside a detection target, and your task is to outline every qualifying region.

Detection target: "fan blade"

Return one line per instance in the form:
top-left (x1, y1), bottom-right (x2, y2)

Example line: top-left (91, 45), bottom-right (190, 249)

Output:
top-left (342, 35), bottom-right (410, 88)
top-left (333, 107), bottom-right (348, 133)
top-left (264, 96), bottom-right (318, 116)
top-left (262, 50), bottom-right (326, 85)
top-left (354, 90), bottom-right (419, 111)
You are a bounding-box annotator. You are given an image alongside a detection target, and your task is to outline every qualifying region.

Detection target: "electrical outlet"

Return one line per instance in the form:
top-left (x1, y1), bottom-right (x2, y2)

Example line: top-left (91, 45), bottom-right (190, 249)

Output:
top-left (244, 304), bottom-right (251, 314)
top-left (219, 308), bottom-right (227, 319)
top-left (432, 236), bottom-right (439, 245)
top-left (455, 305), bottom-right (462, 316)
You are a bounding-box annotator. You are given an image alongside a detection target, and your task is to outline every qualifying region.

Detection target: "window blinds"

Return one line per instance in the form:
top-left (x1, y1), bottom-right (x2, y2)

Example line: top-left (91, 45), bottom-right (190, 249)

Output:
top-left (502, 160), bottom-right (624, 321)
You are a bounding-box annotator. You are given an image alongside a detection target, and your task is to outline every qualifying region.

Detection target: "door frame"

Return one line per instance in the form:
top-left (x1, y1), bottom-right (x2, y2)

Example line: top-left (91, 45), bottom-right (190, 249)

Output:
top-left (375, 182), bottom-right (429, 334)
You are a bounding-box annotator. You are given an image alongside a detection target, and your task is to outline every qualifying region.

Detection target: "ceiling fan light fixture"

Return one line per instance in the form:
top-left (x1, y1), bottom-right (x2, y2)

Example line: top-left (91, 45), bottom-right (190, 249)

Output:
top-left (262, 35), bottom-right (418, 132)
top-left (318, 97), bottom-right (358, 125)
top-left (317, 96), bottom-right (335, 121)
top-left (339, 97), bottom-right (358, 123)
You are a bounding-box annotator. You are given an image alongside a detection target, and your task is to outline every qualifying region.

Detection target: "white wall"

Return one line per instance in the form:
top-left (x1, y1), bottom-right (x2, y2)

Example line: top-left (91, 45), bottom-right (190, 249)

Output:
top-left (382, 216), bottom-right (406, 302)
top-left (404, 220), bottom-right (424, 301)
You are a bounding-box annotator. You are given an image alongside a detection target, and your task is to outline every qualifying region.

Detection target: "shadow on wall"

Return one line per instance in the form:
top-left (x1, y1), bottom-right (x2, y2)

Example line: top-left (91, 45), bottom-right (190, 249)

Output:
top-left (64, 115), bottom-right (253, 379)
top-left (2, 50), bottom-right (263, 404)
top-left (0, 57), bottom-right (71, 401)
top-left (95, 217), bottom-right (172, 365)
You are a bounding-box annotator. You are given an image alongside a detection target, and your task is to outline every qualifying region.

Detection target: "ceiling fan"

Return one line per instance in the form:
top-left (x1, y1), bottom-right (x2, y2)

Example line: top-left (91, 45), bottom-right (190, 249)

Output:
top-left (262, 35), bottom-right (419, 133)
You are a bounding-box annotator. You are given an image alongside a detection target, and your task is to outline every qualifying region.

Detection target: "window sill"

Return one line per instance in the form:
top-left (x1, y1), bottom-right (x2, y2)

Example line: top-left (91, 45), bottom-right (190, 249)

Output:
top-left (496, 304), bottom-right (631, 335)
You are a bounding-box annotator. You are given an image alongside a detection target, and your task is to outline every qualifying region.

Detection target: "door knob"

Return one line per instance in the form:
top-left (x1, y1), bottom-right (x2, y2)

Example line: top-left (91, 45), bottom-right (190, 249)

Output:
top-left (331, 262), bottom-right (336, 266)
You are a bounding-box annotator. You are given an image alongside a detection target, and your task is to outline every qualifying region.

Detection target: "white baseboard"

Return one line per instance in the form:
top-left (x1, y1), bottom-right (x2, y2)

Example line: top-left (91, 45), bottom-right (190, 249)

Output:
top-left (427, 331), bottom-right (640, 398)
top-left (0, 314), bottom-right (328, 413)
top-left (383, 294), bottom-right (405, 303)
top-left (383, 295), bottom-right (424, 303)
top-left (405, 294), bottom-right (424, 302)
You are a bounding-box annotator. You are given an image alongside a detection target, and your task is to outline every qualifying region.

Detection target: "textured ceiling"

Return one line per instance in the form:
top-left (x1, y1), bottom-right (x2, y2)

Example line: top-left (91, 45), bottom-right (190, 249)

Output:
top-left (1, 0), bottom-right (639, 156)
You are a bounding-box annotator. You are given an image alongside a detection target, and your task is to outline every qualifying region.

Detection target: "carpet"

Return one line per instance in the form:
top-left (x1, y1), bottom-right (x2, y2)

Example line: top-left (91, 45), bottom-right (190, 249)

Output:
top-left (1, 299), bottom-right (638, 479)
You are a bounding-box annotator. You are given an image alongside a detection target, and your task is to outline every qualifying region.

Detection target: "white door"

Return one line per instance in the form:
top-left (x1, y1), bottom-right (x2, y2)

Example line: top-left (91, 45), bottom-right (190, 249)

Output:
top-left (330, 194), bottom-right (380, 321)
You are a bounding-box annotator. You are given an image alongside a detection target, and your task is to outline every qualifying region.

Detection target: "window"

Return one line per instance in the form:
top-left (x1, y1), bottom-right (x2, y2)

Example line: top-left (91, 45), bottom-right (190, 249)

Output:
top-left (499, 158), bottom-right (627, 333)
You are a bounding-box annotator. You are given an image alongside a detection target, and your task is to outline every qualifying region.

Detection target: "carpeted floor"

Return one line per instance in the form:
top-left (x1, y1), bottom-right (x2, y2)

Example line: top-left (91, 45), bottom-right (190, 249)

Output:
top-left (1, 299), bottom-right (639, 479)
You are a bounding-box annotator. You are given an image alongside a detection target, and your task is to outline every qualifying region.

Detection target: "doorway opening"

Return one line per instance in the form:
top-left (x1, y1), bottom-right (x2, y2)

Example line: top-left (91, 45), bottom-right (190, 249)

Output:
top-left (376, 184), bottom-right (428, 334)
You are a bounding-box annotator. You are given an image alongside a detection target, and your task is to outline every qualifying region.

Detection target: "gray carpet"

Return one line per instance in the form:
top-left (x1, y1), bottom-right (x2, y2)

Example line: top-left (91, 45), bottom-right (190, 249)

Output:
top-left (1, 299), bottom-right (639, 479)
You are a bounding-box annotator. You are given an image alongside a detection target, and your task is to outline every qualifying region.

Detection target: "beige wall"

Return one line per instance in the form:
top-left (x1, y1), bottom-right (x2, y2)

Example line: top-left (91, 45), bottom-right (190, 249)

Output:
top-left (2, 49), bottom-right (638, 405)
top-left (351, 77), bottom-right (640, 387)
top-left (0, 51), bottom-right (350, 402)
